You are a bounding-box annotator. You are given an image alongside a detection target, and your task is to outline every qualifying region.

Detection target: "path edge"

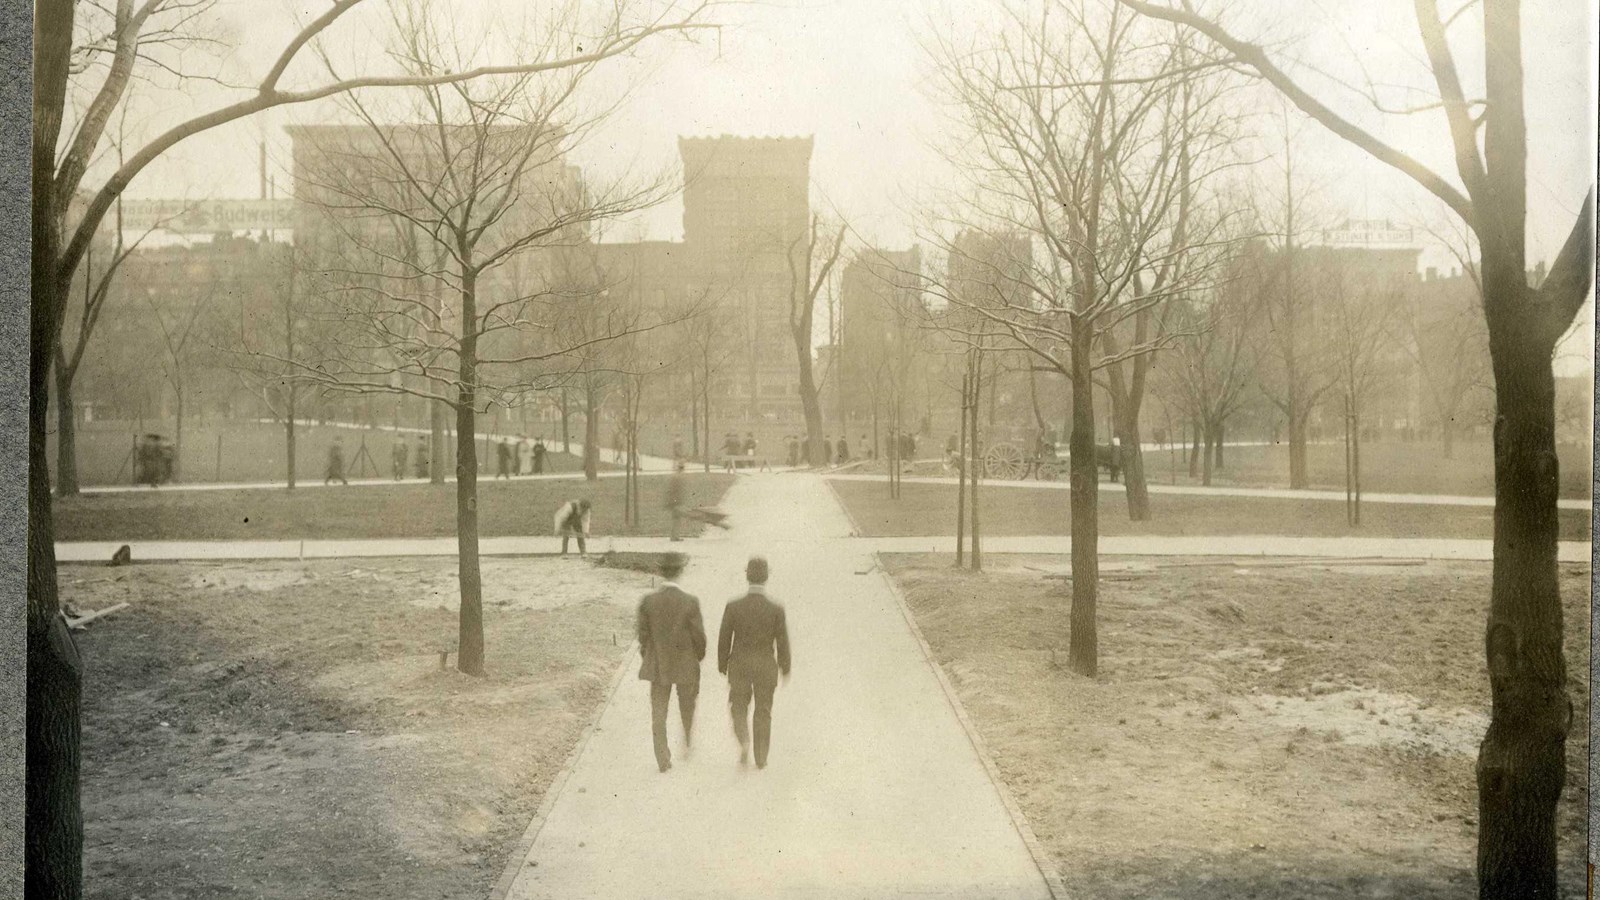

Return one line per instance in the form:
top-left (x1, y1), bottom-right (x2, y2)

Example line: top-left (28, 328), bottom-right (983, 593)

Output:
top-left (486, 637), bottom-right (640, 900)
top-left (870, 551), bottom-right (1070, 900)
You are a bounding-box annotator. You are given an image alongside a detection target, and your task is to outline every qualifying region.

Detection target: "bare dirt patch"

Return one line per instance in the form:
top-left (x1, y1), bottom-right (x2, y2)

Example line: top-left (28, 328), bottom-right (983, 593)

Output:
top-left (64, 556), bottom-right (655, 900)
top-left (882, 553), bottom-right (1590, 899)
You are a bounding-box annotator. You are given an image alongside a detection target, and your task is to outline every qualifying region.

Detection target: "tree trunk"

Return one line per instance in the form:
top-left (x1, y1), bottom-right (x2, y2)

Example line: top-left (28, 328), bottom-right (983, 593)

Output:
top-left (1287, 412), bottom-right (1309, 489)
top-left (29, 2), bottom-right (83, 885)
top-left (1066, 322), bottom-right (1099, 677)
top-left (1476, 288), bottom-right (1569, 900)
top-left (172, 391), bottom-right (184, 482)
top-left (702, 382), bottom-right (712, 475)
top-left (1114, 406), bottom-right (1149, 521)
top-left (954, 371), bottom-right (968, 567)
top-left (1216, 422), bottom-right (1225, 469)
top-left (285, 384), bottom-right (297, 490)
top-left (583, 385), bottom-right (599, 481)
top-left (455, 272), bottom-right (485, 676)
top-left (1201, 422), bottom-right (1215, 487)
top-left (1188, 421), bottom-right (1200, 478)
top-left (561, 387), bottom-right (571, 455)
top-left (53, 355), bottom-right (78, 496)
top-left (429, 399), bottom-right (447, 485)
top-left (968, 354), bottom-right (982, 571)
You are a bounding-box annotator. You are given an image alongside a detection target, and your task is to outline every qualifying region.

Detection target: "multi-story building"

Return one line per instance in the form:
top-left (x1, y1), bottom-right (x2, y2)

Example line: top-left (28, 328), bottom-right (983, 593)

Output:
top-left (837, 246), bottom-right (926, 422)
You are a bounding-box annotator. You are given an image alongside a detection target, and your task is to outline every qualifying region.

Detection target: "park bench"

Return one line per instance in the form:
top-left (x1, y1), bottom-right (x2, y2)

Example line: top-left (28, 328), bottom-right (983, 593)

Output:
top-left (721, 454), bottom-right (769, 471)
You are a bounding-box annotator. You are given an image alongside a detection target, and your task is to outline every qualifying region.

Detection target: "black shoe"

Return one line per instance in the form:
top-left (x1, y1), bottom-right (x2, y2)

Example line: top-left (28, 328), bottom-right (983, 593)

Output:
top-left (659, 761), bottom-right (672, 773)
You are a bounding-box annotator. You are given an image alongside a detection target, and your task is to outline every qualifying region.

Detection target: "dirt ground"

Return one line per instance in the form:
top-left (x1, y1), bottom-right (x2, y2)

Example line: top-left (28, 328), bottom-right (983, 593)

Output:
top-left (829, 478), bottom-right (1592, 541)
top-left (55, 472), bottom-right (735, 542)
top-left (64, 555), bottom-right (657, 900)
top-left (882, 553), bottom-right (1591, 899)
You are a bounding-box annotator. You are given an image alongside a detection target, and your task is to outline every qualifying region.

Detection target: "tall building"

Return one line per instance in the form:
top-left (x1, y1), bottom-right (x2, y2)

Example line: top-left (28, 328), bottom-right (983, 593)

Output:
top-left (600, 135), bottom-right (816, 420)
top-left (837, 246), bottom-right (925, 421)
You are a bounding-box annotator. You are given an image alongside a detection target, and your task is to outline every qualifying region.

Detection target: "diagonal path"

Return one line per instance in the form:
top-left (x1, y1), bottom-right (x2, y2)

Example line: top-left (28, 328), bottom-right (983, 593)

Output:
top-left (499, 474), bottom-right (1055, 900)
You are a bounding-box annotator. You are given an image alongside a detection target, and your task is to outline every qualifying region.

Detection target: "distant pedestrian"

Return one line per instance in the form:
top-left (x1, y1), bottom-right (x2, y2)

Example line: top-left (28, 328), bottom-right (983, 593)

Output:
top-left (718, 556), bottom-right (791, 769)
top-left (554, 498), bottom-right (592, 557)
top-left (861, 434), bottom-right (872, 460)
top-left (496, 438), bottom-right (513, 479)
top-left (637, 552), bottom-right (705, 773)
top-left (391, 436), bottom-right (409, 481)
top-left (666, 460), bottom-right (687, 542)
top-left (672, 437), bottom-right (685, 463)
top-left (836, 435), bottom-right (850, 465)
top-left (325, 437), bottom-right (349, 486)
top-left (821, 437), bottom-right (832, 467)
top-left (785, 435), bottom-right (799, 468)
top-left (516, 435), bottom-right (533, 475)
top-left (614, 428), bottom-right (626, 463)
top-left (742, 432), bottom-right (757, 456)
top-left (414, 435), bottom-right (431, 479)
top-left (532, 437), bottom-right (547, 474)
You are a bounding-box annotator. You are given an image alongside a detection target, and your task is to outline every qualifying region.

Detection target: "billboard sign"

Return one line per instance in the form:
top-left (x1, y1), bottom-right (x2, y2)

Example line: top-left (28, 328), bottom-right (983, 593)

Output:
top-left (119, 198), bottom-right (296, 233)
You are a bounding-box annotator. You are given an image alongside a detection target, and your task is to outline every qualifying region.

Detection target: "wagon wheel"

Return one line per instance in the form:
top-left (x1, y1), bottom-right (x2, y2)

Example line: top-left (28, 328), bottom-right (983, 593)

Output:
top-left (984, 442), bottom-right (1025, 480)
top-left (1036, 459), bottom-right (1064, 482)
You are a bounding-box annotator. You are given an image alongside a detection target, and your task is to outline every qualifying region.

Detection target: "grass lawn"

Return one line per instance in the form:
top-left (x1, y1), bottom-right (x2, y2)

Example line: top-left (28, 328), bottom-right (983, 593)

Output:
top-left (55, 472), bottom-right (736, 542)
top-left (66, 556), bottom-right (653, 900)
top-left (1142, 439), bottom-right (1591, 499)
top-left (828, 478), bottom-right (1593, 542)
top-left (52, 418), bottom-right (601, 487)
top-left (883, 553), bottom-right (1590, 899)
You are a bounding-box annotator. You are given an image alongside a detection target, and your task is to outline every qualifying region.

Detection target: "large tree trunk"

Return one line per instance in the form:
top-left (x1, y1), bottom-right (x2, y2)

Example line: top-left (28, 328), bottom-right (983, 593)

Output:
top-left (52, 354), bottom-right (78, 496)
top-left (1066, 323), bottom-right (1099, 677)
top-left (1476, 278), bottom-right (1569, 900)
top-left (455, 272), bottom-right (485, 676)
top-left (1201, 422), bottom-right (1216, 487)
top-left (29, 0), bottom-right (82, 889)
top-left (798, 354), bottom-right (825, 467)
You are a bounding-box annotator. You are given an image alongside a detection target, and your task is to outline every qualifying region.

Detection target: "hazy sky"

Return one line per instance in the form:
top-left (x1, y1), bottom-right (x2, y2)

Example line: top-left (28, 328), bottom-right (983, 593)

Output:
top-left (111, 0), bottom-right (1596, 362)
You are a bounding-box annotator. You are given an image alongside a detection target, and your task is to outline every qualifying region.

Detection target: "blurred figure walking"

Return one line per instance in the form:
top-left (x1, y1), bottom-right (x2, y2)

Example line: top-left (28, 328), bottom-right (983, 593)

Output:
top-left (324, 437), bottom-right (349, 486)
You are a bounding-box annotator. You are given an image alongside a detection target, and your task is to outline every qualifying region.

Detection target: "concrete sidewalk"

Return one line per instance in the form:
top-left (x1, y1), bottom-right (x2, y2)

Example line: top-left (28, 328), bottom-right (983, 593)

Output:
top-left (497, 474), bottom-right (1055, 899)
top-left (54, 532), bottom-right (1591, 564)
top-left (824, 472), bottom-right (1593, 511)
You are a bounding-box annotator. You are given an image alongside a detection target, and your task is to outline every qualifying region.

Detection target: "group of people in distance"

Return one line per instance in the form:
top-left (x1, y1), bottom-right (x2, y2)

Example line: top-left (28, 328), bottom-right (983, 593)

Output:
top-left (495, 435), bottom-right (549, 478)
top-left (382, 433), bottom-right (435, 481)
top-left (637, 552), bottom-right (792, 772)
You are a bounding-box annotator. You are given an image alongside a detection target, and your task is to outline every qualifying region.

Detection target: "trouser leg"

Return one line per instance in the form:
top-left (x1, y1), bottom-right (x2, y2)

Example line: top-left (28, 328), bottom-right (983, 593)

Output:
top-left (670, 509), bottom-right (681, 541)
top-left (576, 533), bottom-right (586, 555)
top-left (561, 532), bottom-right (569, 555)
top-left (728, 674), bottom-right (753, 753)
top-left (679, 681), bottom-right (698, 746)
top-left (650, 682), bottom-right (672, 770)
top-left (752, 676), bottom-right (777, 768)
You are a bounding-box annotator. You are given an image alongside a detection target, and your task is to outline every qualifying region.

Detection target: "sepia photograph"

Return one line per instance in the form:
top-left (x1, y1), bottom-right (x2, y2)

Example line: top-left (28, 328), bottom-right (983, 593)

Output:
top-left (17, 0), bottom-right (1597, 897)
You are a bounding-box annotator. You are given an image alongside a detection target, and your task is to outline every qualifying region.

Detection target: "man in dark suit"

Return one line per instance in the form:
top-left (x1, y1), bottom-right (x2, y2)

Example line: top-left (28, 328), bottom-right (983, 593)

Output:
top-left (637, 553), bottom-right (705, 773)
top-left (718, 556), bottom-right (792, 769)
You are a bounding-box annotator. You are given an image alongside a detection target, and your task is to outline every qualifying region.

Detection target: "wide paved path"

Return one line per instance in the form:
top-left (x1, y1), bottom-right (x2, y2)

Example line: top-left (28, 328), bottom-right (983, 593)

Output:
top-left (499, 474), bottom-right (1055, 899)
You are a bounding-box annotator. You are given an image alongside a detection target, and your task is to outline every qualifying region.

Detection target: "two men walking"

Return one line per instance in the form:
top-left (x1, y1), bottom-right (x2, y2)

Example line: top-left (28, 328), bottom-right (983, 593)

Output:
top-left (636, 552), bottom-right (792, 773)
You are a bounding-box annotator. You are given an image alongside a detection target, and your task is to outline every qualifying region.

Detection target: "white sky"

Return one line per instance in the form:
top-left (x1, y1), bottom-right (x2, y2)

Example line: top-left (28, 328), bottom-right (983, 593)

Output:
top-left (107, 0), bottom-right (1597, 367)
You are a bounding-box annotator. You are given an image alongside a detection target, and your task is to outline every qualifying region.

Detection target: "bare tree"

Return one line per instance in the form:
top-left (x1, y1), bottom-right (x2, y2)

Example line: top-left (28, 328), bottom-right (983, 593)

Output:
top-left (279, 11), bottom-right (679, 677)
top-left (787, 215), bottom-right (847, 466)
top-left (1324, 263), bottom-right (1407, 524)
top-left (141, 275), bottom-right (219, 480)
top-left (1155, 256), bottom-right (1258, 486)
top-left (29, 4), bottom-right (715, 888)
top-left (921, 0), bottom-right (1235, 675)
top-left (1119, 3), bottom-right (1595, 894)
